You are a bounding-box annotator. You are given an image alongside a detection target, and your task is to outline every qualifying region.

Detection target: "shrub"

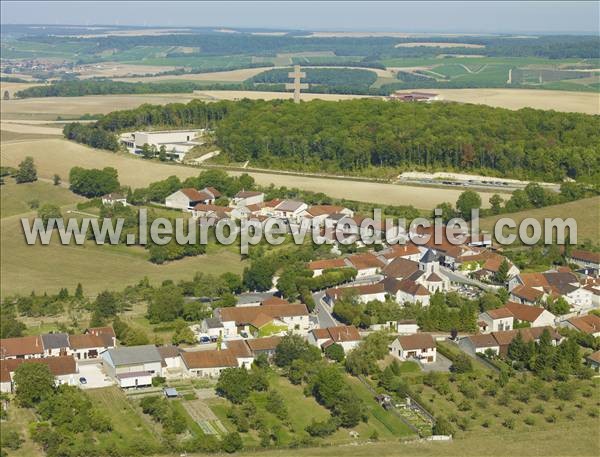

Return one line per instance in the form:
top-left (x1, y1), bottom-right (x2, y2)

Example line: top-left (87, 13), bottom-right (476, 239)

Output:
top-left (503, 417), bottom-right (515, 429)
top-left (524, 416), bottom-right (536, 426)
top-left (532, 404), bottom-right (545, 414)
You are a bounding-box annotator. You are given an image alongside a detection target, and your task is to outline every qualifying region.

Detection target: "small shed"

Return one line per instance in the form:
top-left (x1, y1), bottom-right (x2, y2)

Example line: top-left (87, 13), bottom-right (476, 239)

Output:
top-left (163, 387), bottom-right (179, 398)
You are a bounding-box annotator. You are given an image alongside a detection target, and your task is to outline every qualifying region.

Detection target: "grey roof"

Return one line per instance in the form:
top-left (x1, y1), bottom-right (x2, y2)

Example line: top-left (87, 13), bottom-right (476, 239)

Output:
top-left (236, 292), bottom-right (272, 305)
top-left (420, 249), bottom-right (438, 264)
top-left (327, 213), bottom-right (349, 222)
top-left (205, 317), bottom-right (224, 329)
top-left (106, 345), bottom-right (162, 366)
top-left (41, 333), bottom-right (70, 350)
top-left (275, 200), bottom-right (305, 212)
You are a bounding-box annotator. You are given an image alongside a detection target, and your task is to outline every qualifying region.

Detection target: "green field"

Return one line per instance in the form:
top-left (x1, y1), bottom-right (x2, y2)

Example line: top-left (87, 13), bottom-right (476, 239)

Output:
top-left (0, 180), bottom-right (84, 218)
top-left (480, 196), bottom-right (600, 245)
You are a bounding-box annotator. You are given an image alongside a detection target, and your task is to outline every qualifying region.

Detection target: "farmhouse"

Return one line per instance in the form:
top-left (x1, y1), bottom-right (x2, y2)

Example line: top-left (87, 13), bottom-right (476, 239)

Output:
top-left (165, 187), bottom-right (221, 210)
top-left (308, 325), bottom-right (362, 353)
top-left (308, 258), bottom-right (351, 277)
top-left (69, 332), bottom-right (115, 360)
top-left (567, 250), bottom-right (600, 269)
top-left (180, 349), bottom-right (237, 378)
top-left (0, 335), bottom-right (44, 359)
top-left (215, 303), bottom-right (310, 336)
top-left (41, 333), bottom-right (70, 357)
top-left (379, 243), bottom-right (422, 263)
top-left (101, 192), bottom-right (128, 206)
top-left (102, 345), bottom-right (163, 388)
top-left (272, 200), bottom-right (308, 222)
top-left (382, 277), bottom-right (431, 306)
top-left (478, 308), bottom-right (514, 333)
top-left (245, 336), bottom-right (282, 359)
top-left (0, 356), bottom-right (78, 393)
top-left (563, 314), bottom-right (600, 337)
top-left (389, 334), bottom-right (437, 363)
top-left (231, 190), bottom-right (265, 207)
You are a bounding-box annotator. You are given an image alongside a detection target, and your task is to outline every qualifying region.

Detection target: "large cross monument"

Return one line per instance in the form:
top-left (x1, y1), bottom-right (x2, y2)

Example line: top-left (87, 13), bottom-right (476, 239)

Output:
top-left (286, 65), bottom-right (308, 103)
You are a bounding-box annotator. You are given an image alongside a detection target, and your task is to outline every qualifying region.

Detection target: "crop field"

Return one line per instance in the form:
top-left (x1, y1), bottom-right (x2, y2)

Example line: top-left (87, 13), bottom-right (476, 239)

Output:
top-left (0, 180), bottom-right (84, 217)
top-left (434, 88), bottom-right (600, 114)
top-left (480, 196), bottom-right (600, 244)
top-left (113, 66), bottom-right (274, 83)
top-left (394, 42), bottom-right (486, 48)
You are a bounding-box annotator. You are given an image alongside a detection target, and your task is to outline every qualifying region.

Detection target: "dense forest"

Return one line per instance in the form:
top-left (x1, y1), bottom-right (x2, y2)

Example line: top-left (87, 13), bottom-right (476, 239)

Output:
top-left (17, 32), bottom-right (600, 60)
top-left (250, 67), bottom-right (378, 91)
top-left (64, 98), bottom-right (600, 182)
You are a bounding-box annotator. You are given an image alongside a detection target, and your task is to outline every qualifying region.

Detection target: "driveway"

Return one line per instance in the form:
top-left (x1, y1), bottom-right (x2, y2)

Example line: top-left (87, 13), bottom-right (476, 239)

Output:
top-left (77, 362), bottom-right (115, 389)
top-left (419, 353), bottom-right (453, 372)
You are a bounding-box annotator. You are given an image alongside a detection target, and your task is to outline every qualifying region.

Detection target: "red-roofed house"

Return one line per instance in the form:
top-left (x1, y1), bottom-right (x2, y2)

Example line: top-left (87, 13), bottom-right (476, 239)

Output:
top-left (478, 308), bottom-right (514, 333)
top-left (308, 326), bottom-right (362, 353)
top-left (346, 252), bottom-right (385, 278)
top-left (165, 187), bottom-right (221, 210)
top-left (389, 334), bottom-right (436, 363)
top-left (308, 258), bottom-right (352, 277)
top-left (564, 314), bottom-right (600, 337)
top-left (505, 302), bottom-right (556, 328)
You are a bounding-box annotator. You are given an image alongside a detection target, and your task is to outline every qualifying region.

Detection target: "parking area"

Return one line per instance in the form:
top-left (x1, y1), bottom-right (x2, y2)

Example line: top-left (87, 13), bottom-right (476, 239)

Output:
top-left (77, 362), bottom-right (115, 389)
top-left (419, 353), bottom-right (453, 373)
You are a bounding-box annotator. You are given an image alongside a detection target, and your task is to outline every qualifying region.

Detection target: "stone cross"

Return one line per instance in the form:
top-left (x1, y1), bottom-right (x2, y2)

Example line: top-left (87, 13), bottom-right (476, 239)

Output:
top-left (285, 65), bottom-right (308, 103)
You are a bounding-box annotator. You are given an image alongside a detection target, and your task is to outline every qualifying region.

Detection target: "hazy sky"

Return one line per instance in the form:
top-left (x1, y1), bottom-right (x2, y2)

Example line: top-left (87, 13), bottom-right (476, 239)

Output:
top-left (1, 1), bottom-right (598, 34)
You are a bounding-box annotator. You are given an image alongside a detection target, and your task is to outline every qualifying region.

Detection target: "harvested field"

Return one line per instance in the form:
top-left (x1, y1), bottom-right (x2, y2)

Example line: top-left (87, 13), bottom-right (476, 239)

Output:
top-left (395, 42), bottom-right (485, 48)
top-left (0, 121), bottom-right (63, 135)
top-left (0, 81), bottom-right (40, 97)
top-left (1, 93), bottom-right (200, 120)
top-left (113, 66), bottom-right (273, 83)
top-left (0, 138), bottom-right (495, 209)
top-left (436, 88), bottom-right (600, 115)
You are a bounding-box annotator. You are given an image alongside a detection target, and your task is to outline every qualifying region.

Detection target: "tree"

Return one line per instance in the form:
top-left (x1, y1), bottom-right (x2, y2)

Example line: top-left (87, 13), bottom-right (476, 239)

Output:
top-left (147, 284), bottom-right (184, 323)
top-left (274, 334), bottom-right (321, 368)
top-left (489, 194), bottom-right (504, 214)
top-left (324, 343), bottom-right (345, 362)
top-left (433, 202), bottom-right (455, 222)
top-left (74, 283), bottom-right (84, 300)
top-left (37, 204), bottom-right (62, 225)
top-left (13, 363), bottom-right (55, 407)
top-left (456, 190), bottom-right (481, 221)
top-left (172, 320), bottom-right (197, 345)
top-left (221, 432), bottom-right (243, 453)
top-left (3, 90), bottom-right (9, 101)
top-left (433, 416), bottom-right (454, 436)
top-left (494, 259), bottom-right (511, 284)
top-left (216, 368), bottom-right (256, 404)
top-left (15, 157), bottom-right (37, 184)
top-left (0, 315), bottom-right (26, 338)
top-left (52, 174), bottom-right (61, 186)
top-left (450, 353), bottom-right (473, 373)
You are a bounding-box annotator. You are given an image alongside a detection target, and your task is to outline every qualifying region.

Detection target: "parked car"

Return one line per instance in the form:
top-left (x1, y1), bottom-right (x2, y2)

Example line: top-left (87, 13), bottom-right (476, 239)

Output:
top-left (79, 377), bottom-right (87, 385)
top-left (240, 331), bottom-right (249, 338)
top-left (210, 335), bottom-right (218, 343)
top-left (199, 336), bottom-right (210, 344)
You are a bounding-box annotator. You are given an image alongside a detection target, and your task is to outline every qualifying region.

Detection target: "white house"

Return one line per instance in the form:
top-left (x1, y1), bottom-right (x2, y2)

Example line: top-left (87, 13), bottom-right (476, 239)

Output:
top-left (0, 335), bottom-right (44, 360)
top-left (397, 320), bottom-right (420, 335)
top-left (308, 326), bottom-right (362, 353)
top-left (300, 205), bottom-right (354, 224)
top-left (165, 187), bottom-right (221, 210)
top-left (0, 356), bottom-right (78, 393)
top-left (69, 332), bottom-right (115, 360)
top-left (478, 308), bottom-right (514, 333)
top-left (389, 334), bottom-right (436, 363)
top-left (101, 193), bottom-right (128, 206)
top-left (505, 302), bottom-right (556, 328)
top-left (102, 345), bottom-right (163, 388)
top-left (459, 334), bottom-right (500, 357)
top-left (383, 277), bottom-right (431, 306)
top-left (567, 250), bottom-right (600, 270)
top-left (308, 258), bottom-right (351, 277)
top-left (216, 304), bottom-right (310, 336)
top-left (41, 333), bottom-right (70, 357)
top-left (272, 200), bottom-right (308, 222)
top-left (231, 191), bottom-right (264, 207)
top-left (563, 314), bottom-right (600, 337)
top-left (200, 317), bottom-right (225, 339)
top-left (180, 349), bottom-right (238, 378)
top-left (324, 283), bottom-right (387, 306)
top-left (346, 252), bottom-right (384, 278)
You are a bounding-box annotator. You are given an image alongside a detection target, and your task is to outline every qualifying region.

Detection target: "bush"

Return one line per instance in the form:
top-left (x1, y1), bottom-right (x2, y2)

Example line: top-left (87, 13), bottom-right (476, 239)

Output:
top-left (503, 417), bottom-right (515, 429)
top-left (524, 416), bottom-right (536, 426)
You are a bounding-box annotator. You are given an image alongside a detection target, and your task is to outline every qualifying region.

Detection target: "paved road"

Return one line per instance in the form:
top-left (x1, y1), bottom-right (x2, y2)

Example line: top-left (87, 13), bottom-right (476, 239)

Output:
top-left (441, 266), bottom-right (499, 292)
top-left (313, 292), bottom-right (338, 328)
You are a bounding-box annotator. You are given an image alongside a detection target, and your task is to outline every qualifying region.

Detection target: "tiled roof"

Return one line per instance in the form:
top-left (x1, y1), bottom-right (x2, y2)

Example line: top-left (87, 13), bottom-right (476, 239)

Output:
top-left (308, 258), bottom-right (349, 271)
top-left (380, 243), bottom-right (421, 260)
top-left (311, 325), bottom-right (361, 342)
top-left (246, 336), bottom-right (282, 352)
top-left (181, 349), bottom-right (237, 369)
top-left (396, 333), bottom-right (435, 350)
top-left (69, 333), bottom-right (113, 350)
top-left (260, 296), bottom-right (291, 306)
top-left (511, 285), bottom-right (544, 302)
top-left (485, 308), bottom-right (514, 319)
top-left (382, 257), bottom-right (419, 279)
top-left (219, 304), bottom-right (308, 325)
top-left (0, 355), bottom-right (77, 382)
top-left (569, 250), bottom-right (600, 264)
top-left (467, 333), bottom-right (499, 348)
top-left (505, 302), bottom-right (549, 322)
top-left (235, 191), bottom-right (263, 198)
top-left (275, 200), bottom-right (305, 212)
top-left (347, 252), bottom-right (384, 270)
top-left (86, 326), bottom-right (116, 339)
top-left (586, 350), bottom-right (600, 364)
top-left (0, 336), bottom-right (44, 358)
top-left (225, 339), bottom-right (253, 358)
top-left (567, 314), bottom-right (600, 335)
top-left (490, 326), bottom-right (561, 346)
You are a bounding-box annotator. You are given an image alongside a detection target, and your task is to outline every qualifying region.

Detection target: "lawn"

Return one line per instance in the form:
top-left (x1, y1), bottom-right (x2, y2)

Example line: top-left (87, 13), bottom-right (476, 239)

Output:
top-left (0, 180), bottom-right (84, 218)
top-left (480, 196), bottom-right (600, 245)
